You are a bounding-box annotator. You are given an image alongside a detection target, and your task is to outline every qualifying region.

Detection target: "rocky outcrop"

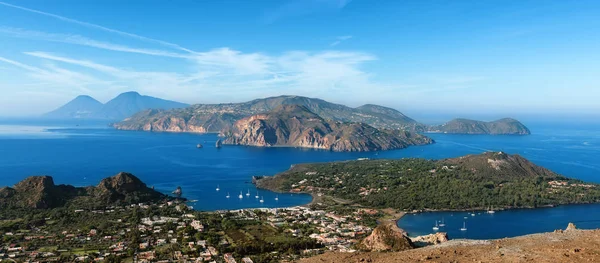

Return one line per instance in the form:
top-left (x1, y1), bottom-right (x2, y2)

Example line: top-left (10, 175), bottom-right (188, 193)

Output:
top-left (358, 224), bottom-right (414, 252)
top-left (222, 105), bottom-right (433, 152)
top-left (0, 173), bottom-right (167, 209)
top-left (428, 118), bottom-right (530, 135)
top-left (566, 222), bottom-right (577, 231)
top-left (410, 232), bottom-right (449, 247)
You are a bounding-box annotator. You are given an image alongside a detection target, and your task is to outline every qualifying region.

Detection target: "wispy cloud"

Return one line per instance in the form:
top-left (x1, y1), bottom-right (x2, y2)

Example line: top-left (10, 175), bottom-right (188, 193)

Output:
top-left (0, 27), bottom-right (189, 58)
top-left (0, 1), bottom-right (196, 53)
top-left (262, 0), bottom-right (352, 23)
top-left (0, 55), bottom-right (106, 94)
top-left (330, 35), bottom-right (353, 47)
top-left (13, 48), bottom-right (381, 104)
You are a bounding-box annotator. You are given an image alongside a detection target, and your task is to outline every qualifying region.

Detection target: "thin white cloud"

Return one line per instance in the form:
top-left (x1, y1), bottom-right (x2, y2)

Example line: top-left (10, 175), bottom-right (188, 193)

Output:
top-left (17, 48), bottom-right (382, 104)
top-left (0, 1), bottom-right (196, 53)
top-left (0, 56), bottom-right (105, 94)
top-left (330, 35), bottom-right (353, 46)
top-left (0, 27), bottom-right (189, 58)
top-left (0, 56), bottom-right (44, 72)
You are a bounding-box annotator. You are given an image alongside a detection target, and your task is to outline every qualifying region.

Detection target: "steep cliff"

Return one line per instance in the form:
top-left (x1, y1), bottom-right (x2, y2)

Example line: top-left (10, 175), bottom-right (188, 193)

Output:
top-left (222, 105), bottom-right (433, 152)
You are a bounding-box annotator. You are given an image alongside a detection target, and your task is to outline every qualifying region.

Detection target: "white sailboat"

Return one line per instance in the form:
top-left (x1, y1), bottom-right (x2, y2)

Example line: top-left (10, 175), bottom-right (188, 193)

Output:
top-left (216, 185), bottom-right (220, 191)
top-left (260, 196), bottom-right (264, 203)
top-left (439, 217), bottom-right (446, 227)
top-left (460, 221), bottom-right (467, 231)
top-left (470, 211), bottom-right (476, 217)
top-left (487, 205), bottom-right (496, 214)
top-left (226, 192), bottom-right (230, 198)
top-left (432, 221), bottom-right (439, 231)
top-left (238, 191), bottom-right (243, 199)
top-left (255, 192), bottom-right (259, 198)
top-left (275, 195), bottom-right (279, 201)
top-left (246, 189), bottom-right (250, 197)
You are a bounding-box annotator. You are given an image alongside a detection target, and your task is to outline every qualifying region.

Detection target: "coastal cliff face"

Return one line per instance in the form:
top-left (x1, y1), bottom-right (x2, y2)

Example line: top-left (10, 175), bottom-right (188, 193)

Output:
top-left (0, 172), bottom-right (166, 209)
top-left (428, 118), bottom-right (531, 135)
top-left (222, 105), bottom-right (433, 152)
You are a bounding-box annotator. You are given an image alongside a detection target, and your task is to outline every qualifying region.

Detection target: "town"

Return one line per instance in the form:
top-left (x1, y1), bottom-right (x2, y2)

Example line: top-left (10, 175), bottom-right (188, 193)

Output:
top-left (0, 200), bottom-right (378, 263)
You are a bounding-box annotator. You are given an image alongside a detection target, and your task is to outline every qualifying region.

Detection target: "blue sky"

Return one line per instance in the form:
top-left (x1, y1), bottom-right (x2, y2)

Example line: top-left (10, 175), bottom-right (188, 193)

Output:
top-left (0, 0), bottom-right (599, 118)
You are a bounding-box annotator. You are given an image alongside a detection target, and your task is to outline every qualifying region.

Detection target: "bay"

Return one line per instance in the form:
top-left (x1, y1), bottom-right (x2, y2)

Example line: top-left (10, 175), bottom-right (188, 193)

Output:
top-left (0, 120), bottom-right (599, 239)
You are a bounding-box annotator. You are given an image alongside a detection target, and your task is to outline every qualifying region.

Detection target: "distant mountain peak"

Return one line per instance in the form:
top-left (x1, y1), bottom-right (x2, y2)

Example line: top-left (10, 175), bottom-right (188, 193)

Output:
top-left (43, 91), bottom-right (188, 121)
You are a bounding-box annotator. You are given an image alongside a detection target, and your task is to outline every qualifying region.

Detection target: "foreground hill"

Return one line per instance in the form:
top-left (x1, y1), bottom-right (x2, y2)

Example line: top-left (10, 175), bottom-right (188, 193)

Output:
top-left (43, 91), bottom-right (188, 120)
top-left (113, 95), bottom-right (419, 132)
top-left (298, 227), bottom-right (600, 263)
top-left (255, 152), bottom-right (600, 210)
top-left (427, 118), bottom-right (531, 135)
top-left (0, 172), bottom-right (167, 209)
top-left (222, 105), bottom-right (433, 152)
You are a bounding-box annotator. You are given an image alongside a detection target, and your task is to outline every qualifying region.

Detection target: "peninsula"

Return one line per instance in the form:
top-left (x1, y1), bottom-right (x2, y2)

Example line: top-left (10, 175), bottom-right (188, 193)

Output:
top-left (254, 152), bottom-right (600, 210)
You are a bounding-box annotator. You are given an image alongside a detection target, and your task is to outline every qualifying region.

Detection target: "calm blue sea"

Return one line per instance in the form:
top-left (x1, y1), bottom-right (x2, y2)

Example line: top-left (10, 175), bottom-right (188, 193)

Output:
top-left (0, 120), bottom-right (599, 239)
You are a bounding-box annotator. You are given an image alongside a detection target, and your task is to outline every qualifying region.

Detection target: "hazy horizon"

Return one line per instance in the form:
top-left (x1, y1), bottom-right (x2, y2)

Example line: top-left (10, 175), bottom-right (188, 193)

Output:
top-left (1, 0), bottom-right (599, 117)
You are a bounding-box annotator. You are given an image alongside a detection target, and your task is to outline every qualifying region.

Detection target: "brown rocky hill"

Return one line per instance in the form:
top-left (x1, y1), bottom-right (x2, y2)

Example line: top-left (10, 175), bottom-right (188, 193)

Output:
top-left (357, 223), bottom-right (414, 252)
top-left (297, 226), bottom-right (600, 263)
top-left (222, 104), bottom-right (433, 152)
top-left (0, 172), bottom-right (166, 209)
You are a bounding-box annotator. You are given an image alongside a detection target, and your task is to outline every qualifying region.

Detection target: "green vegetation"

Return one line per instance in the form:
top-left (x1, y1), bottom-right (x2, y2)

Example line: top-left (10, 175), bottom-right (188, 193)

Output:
top-left (257, 152), bottom-right (600, 210)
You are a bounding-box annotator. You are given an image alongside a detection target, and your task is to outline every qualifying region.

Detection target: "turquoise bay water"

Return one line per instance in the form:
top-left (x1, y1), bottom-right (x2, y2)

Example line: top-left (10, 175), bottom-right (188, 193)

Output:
top-left (0, 121), bottom-right (599, 239)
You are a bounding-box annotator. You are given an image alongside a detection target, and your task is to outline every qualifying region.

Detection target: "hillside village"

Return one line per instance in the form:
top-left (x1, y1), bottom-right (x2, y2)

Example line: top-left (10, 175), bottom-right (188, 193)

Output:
top-left (0, 200), bottom-right (377, 263)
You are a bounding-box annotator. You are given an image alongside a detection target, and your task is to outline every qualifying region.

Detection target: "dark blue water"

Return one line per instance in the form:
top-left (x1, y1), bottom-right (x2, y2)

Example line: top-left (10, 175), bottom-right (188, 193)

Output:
top-left (0, 121), bottom-right (599, 239)
top-left (399, 204), bottom-right (600, 240)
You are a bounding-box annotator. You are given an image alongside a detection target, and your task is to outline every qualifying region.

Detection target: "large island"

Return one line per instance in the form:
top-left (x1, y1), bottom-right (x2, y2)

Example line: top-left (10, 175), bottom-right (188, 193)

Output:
top-left (112, 95), bottom-right (531, 136)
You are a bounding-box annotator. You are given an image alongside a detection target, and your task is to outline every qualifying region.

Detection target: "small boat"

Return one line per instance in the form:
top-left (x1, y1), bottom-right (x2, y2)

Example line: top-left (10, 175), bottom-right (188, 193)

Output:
top-left (275, 195), bottom-right (279, 201)
top-left (260, 196), bottom-right (264, 203)
top-left (246, 189), bottom-right (250, 197)
top-left (196, 144), bottom-right (203, 148)
top-left (226, 192), bottom-right (230, 198)
top-left (216, 139), bottom-right (222, 149)
top-left (432, 221), bottom-right (439, 231)
top-left (255, 192), bottom-right (259, 199)
top-left (487, 206), bottom-right (496, 214)
top-left (439, 217), bottom-right (446, 227)
top-left (460, 221), bottom-right (467, 231)
top-left (471, 211), bottom-right (476, 217)
top-left (238, 191), bottom-right (243, 199)
top-left (216, 185), bottom-right (220, 191)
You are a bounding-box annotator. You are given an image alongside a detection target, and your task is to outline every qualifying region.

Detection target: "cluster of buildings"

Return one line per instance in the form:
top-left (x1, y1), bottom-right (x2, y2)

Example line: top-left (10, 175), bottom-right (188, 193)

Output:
top-left (225, 206), bottom-right (372, 253)
top-left (0, 200), bottom-right (376, 262)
